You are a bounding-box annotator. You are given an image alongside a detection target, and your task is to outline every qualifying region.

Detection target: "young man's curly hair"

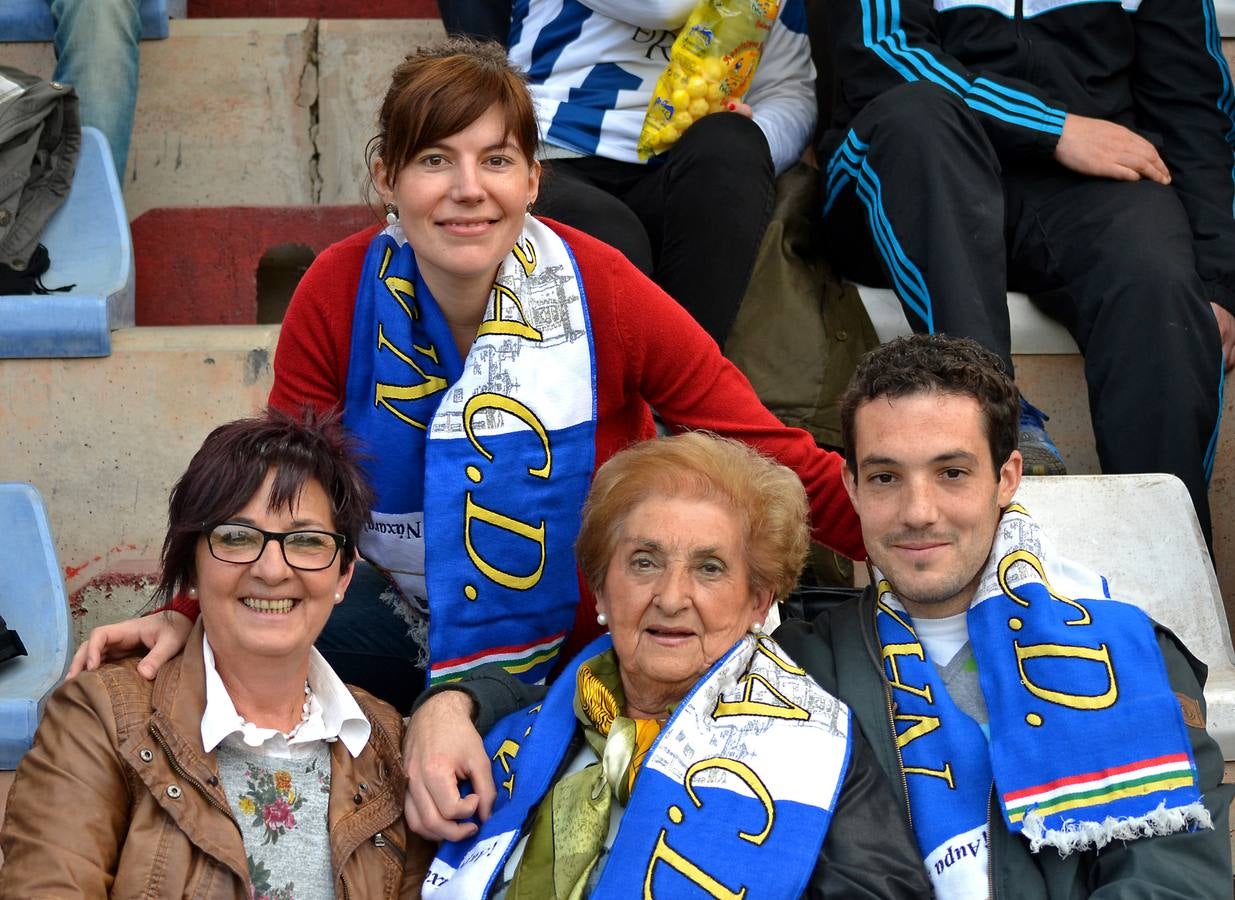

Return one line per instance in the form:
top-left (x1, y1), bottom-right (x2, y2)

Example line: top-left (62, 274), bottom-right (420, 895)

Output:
top-left (840, 334), bottom-right (1020, 475)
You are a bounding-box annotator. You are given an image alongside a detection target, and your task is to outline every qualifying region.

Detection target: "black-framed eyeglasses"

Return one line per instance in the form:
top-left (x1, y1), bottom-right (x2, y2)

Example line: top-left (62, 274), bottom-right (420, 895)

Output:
top-left (205, 522), bottom-right (346, 571)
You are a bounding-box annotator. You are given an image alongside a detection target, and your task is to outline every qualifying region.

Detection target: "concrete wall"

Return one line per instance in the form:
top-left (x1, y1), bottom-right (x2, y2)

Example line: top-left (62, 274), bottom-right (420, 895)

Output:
top-left (1, 18), bottom-right (445, 218)
top-left (0, 327), bottom-right (277, 640)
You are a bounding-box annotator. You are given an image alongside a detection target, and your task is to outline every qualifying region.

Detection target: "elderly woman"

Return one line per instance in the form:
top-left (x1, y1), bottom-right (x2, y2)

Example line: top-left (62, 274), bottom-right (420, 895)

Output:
top-left (70, 37), bottom-right (860, 717)
top-left (417, 433), bottom-right (927, 898)
top-left (0, 411), bottom-right (428, 897)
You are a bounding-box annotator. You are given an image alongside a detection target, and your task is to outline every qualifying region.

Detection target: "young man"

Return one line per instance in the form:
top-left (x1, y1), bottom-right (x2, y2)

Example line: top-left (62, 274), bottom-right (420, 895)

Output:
top-left (404, 335), bottom-right (1233, 896)
top-left (774, 333), bottom-right (1232, 897)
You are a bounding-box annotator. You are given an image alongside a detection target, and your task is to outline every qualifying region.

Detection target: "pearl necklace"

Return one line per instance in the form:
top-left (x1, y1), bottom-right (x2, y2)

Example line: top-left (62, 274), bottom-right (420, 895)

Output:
top-left (285, 681), bottom-right (314, 740)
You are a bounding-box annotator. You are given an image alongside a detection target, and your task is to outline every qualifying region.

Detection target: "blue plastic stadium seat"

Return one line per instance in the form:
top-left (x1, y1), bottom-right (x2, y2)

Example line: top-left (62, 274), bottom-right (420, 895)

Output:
top-left (0, 484), bottom-right (71, 769)
top-left (0, 126), bottom-right (134, 358)
top-left (0, 0), bottom-right (169, 42)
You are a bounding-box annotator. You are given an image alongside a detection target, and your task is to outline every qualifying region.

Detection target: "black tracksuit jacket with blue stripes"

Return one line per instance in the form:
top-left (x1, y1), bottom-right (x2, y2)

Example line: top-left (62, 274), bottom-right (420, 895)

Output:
top-left (817, 0), bottom-right (1235, 311)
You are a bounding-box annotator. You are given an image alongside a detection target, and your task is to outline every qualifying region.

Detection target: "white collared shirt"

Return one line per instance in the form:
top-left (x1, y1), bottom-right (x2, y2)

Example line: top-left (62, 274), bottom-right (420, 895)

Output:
top-left (200, 632), bottom-right (371, 758)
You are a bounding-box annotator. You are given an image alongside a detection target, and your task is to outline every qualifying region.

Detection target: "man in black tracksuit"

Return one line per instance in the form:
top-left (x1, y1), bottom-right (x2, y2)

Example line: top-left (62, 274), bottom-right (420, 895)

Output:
top-left (816, 0), bottom-right (1235, 542)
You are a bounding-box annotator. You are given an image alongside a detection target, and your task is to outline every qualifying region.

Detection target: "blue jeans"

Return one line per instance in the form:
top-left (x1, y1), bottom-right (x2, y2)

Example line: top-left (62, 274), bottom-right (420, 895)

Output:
top-left (48, 0), bottom-right (140, 178)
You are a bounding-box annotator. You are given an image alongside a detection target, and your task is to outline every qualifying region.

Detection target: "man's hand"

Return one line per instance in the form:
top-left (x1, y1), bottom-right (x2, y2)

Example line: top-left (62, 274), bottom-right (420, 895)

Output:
top-left (1054, 114), bottom-right (1171, 185)
top-left (403, 690), bottom-right (496, 841)
top-left (66, 610), bottom-right (193, 681)
top-left (1212, 302), bottom-right (1235, 371)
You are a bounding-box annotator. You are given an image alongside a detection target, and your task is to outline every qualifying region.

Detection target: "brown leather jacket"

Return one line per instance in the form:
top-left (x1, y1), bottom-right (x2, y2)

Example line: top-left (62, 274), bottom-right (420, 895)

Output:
top-left (0, 623), bottom-right (431, 898)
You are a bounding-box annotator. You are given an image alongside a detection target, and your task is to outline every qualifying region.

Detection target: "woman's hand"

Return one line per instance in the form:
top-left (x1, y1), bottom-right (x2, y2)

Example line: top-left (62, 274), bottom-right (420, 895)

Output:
top-left (66, 610), bottom-right (193, 681)
top-left (403, 690), bottom-right (496, 841)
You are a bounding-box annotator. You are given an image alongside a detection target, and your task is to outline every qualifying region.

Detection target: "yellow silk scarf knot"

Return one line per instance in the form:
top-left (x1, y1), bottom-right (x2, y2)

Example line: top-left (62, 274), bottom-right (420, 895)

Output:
top-left (506, 650), bottom-right (663, 900)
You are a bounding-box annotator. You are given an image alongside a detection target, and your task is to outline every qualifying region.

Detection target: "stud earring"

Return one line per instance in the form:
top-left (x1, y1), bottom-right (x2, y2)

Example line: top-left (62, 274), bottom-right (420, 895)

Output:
top-left (526, 201), bottom-right (534, 214)
top-left (334, 592), bottom-right (342, 601)
top-left (187, 586), bottom-right (198, 600)
top-left (596, 611), bottom-right (608, 627)
top-left (384, 203), bottom-right (399, 227)
top-left (749, 621), bottom-right (763, 635)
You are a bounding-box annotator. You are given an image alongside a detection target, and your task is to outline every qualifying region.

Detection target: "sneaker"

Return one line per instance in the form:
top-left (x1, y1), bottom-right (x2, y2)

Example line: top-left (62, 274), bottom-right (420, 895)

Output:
top-left (1018, 398), bottom-right (1067, 476)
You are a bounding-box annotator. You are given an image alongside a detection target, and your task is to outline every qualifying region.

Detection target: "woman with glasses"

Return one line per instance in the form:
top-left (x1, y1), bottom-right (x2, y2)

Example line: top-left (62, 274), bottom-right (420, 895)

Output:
top-left (0, 409), bottom-right (430, 897)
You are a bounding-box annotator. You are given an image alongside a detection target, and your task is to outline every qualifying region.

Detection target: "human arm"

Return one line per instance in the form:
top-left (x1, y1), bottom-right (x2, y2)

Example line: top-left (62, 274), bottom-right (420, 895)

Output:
top-left (403, 667), bottom-right (547, 840)
top-left (1131, 0), bottom-right (1235, 318)
top-left (824, 0), bottom-right (1065, 159)
top-left (1082, 627), bottom-right (1235, 895)
top-left (66, 608), bottom-right (193, 681)
top-left (805, 729), bottom-right (931, 898)
top-left (0, 670), bottom-right (131, 895)
top-left (739, 0), bottom-right (816, 175)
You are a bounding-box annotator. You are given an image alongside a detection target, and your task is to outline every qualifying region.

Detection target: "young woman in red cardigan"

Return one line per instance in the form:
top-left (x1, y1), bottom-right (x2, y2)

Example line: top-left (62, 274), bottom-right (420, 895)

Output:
top-left (69, 38), bottom-right (861, 716)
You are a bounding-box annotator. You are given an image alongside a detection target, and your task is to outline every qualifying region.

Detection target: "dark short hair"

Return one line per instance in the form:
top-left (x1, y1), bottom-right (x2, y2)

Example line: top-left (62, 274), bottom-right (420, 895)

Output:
top-left (156, 408), bottom-right (374, 603)
top-left (575, 433), bottom-right (810, 602)
top-left (839, 334), bottom-right (1019, 475)
top-left (366, 37), bottom-right (539, 203)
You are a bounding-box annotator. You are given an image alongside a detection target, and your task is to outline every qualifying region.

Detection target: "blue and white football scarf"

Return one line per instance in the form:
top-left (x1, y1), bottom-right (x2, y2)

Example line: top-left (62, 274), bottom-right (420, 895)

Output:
top-left (342, 215), bottom-right (597, 686)
top-left (875, 504), bottom-right (1209, 899)
top-left (424, 633), bottom-right (852, 898)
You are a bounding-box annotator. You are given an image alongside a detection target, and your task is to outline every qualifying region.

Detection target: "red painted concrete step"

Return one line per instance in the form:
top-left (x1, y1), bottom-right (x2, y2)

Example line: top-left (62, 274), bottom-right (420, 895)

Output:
top-left (187, 0), bottom-right (438, 16)
top-left (132, 205), bottom-right (376, 325)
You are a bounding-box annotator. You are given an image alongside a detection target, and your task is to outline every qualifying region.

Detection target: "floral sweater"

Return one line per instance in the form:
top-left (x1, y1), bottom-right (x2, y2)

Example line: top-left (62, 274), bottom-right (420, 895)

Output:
top-left (218, 741), bottom-right (334, 900)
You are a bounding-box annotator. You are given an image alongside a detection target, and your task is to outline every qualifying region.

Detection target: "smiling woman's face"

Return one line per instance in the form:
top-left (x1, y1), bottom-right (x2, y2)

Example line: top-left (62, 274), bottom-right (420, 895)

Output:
top-left (374, 103), bottom-right (540, 301)
top-left (194, 469), bottom-right (352, 672)
top-left (598, 493), bottom-right (771, 718)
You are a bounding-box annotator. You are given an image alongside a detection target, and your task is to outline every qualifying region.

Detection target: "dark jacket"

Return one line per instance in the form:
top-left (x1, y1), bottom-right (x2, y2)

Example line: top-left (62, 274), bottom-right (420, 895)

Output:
top-left (817, 0), bottom-right (1235, 312)
top-left (775, 588), bottom-right (1235, 899)
top-left (0, 622), bottom-right (433, 898)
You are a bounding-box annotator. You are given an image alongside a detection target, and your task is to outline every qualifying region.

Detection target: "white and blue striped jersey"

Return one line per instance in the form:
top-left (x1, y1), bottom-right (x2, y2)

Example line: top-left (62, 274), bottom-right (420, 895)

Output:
top-left (509, 0), bottom-right (817, 174)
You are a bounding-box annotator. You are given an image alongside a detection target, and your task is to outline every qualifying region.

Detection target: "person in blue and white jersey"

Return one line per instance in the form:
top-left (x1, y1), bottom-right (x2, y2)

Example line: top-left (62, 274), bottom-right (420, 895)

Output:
top-left (508, 0), bottom-right (817, 346)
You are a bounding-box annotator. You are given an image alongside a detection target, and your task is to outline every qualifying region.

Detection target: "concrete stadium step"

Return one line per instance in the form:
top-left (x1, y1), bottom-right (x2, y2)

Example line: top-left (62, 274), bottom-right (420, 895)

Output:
top-left (0, 17), bottom-right (447, 221)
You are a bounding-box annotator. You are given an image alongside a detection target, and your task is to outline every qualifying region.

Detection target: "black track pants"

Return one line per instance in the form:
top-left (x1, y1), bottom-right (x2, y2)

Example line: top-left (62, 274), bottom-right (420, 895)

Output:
top-left (534, 112), bottom-right (776, 346)
top-left (823, 82), bottom-right (1224, 540)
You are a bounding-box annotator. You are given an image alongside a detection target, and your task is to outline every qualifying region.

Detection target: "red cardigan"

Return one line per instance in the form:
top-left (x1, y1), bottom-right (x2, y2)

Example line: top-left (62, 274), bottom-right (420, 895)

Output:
top-left (176, 220), bottom-right (864, 660)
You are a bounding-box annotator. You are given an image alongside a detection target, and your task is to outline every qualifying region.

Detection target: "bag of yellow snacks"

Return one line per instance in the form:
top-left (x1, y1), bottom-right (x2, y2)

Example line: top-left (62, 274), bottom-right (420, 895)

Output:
top-left (636, 0), bottom-right (781, 160)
